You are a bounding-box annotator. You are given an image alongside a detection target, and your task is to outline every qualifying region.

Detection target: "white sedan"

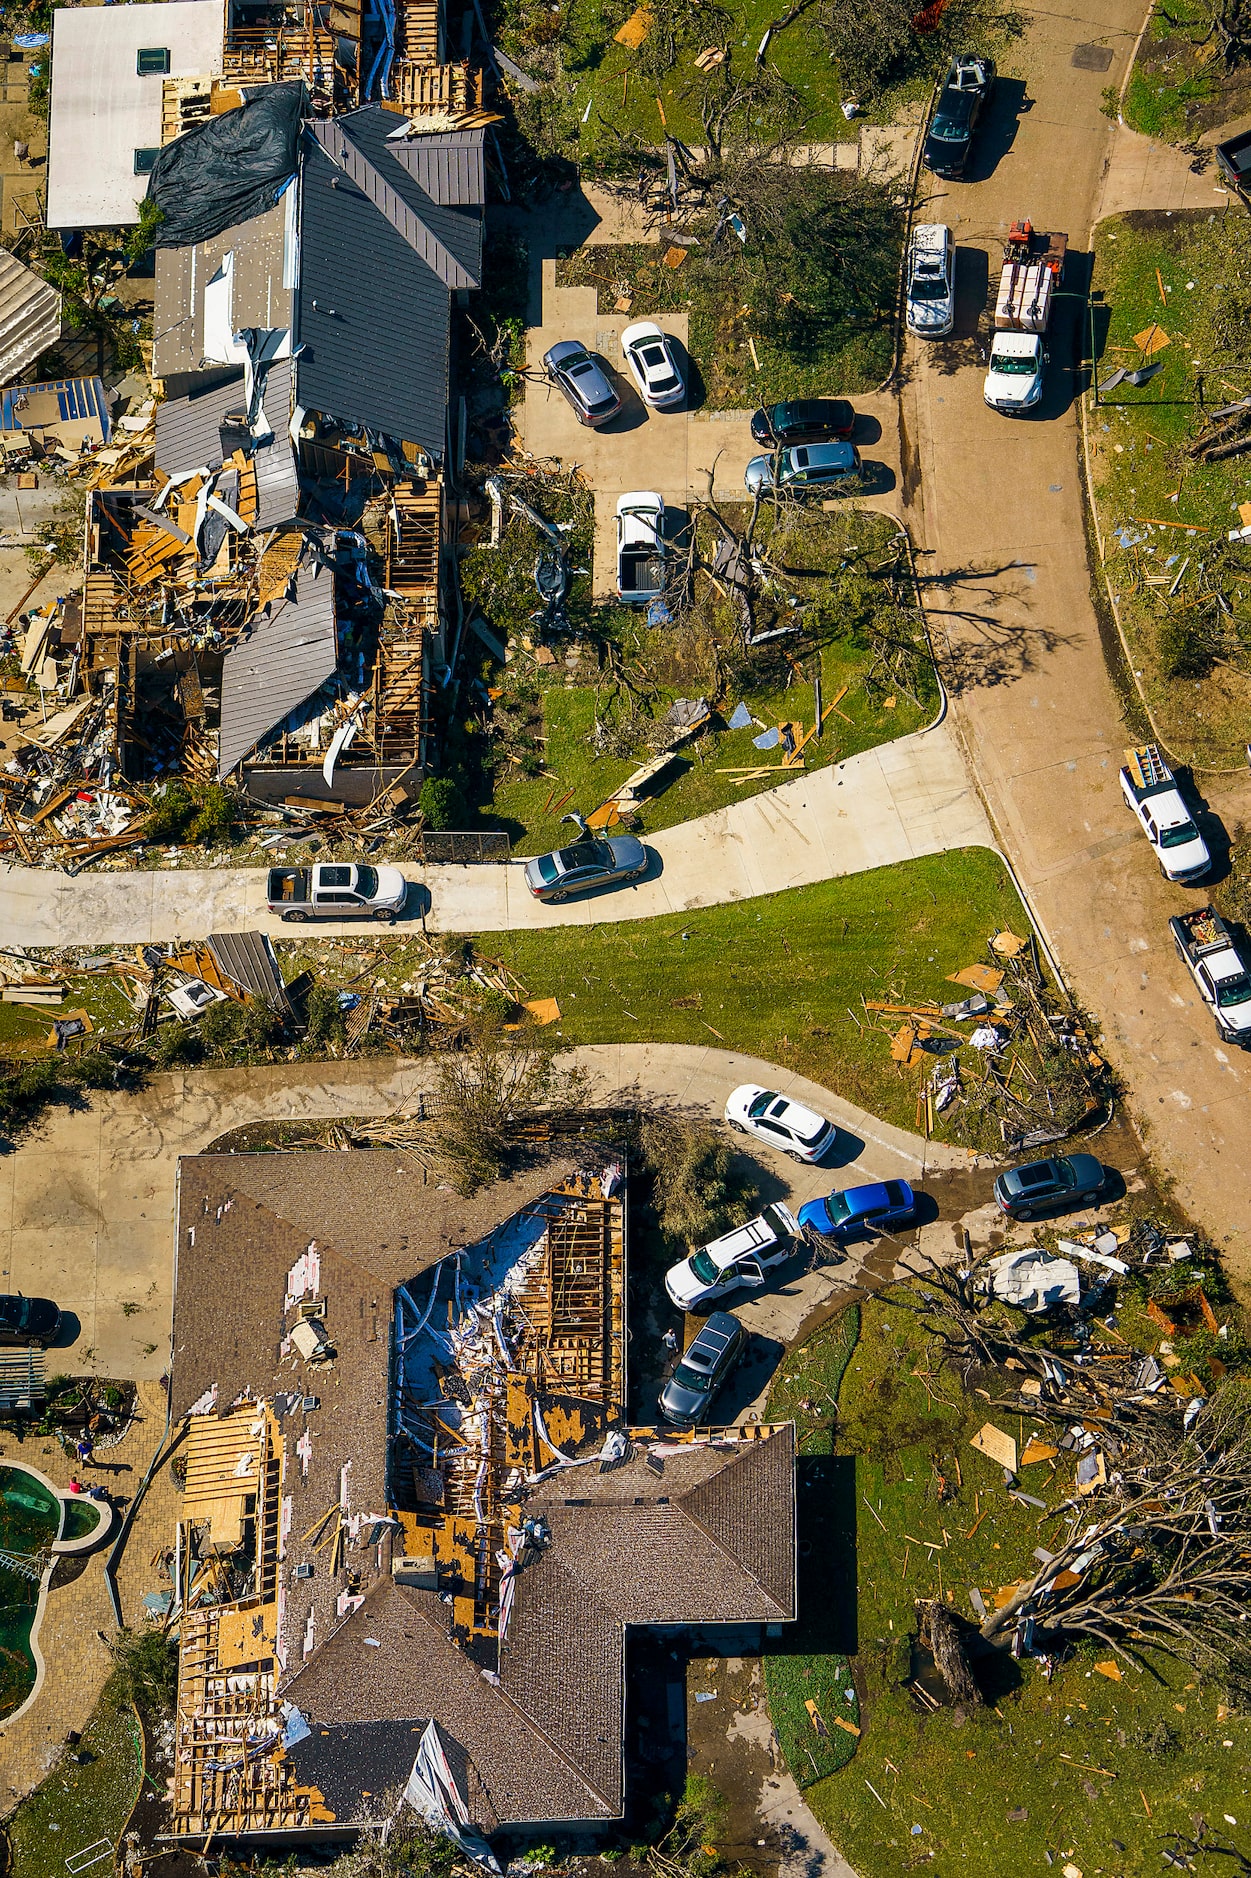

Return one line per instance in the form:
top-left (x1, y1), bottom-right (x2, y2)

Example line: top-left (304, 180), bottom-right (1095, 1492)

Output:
top-left (621, 321), bottom-right (685, 408)
top-left (724, 1084), bottom-right (837, 1163)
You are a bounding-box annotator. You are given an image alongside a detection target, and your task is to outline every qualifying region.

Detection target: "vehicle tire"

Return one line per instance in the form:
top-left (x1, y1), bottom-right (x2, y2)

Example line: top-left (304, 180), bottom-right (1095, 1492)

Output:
top-left (787, 1150), bottom-right (808, 1164)
top-left (547, 891), bottom-right (567, 904)
top-left (373, 911), bottom-right (395, 924)
top-left (283, 911), bottom-right (310, 923)
top-left (728, 1121), bottom-right (746, 1134)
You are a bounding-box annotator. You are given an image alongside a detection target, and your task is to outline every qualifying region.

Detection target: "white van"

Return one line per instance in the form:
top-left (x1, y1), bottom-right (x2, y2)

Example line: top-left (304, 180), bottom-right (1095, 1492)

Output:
top-left (906, 223), bottom-right (955, 338)
top-left (665, 1203), bottom-right (800, 1310)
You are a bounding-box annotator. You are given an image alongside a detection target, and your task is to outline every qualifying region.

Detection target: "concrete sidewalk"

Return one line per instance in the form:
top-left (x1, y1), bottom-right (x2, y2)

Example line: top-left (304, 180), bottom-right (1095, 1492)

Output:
top-left (0, 722), bottom-right (993, 944)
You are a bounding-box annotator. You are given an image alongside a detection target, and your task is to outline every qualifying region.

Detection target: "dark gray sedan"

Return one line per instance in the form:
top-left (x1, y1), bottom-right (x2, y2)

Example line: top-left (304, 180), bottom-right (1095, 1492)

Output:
top-left (542, 340), bottom-right (622, 427)
top-left (523, 833), bottom-right (647, 903)
top-left (0, 1293), bottom-right (62, 1346)
top-left (993, 1152), bottom-right (1105, 1221)
top-left (659, 1312), bottom-right (745, 1426)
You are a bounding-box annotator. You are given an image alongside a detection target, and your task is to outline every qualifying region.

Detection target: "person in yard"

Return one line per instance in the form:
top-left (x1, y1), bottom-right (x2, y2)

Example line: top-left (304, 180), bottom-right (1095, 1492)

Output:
top-left (88, 1482), bottom-right (109, 1503)
top-left (76, 1434), bottom-right (94, 1464)
top-left (68, 1477), bottom-right (83, 1494)
top-left (662, 1327), bottom-right (679, 1352)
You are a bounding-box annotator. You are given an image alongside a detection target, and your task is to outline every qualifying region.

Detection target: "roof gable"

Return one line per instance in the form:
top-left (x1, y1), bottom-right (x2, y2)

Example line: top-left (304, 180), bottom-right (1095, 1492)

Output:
top-left (306, 113), bottom-right (480, 289)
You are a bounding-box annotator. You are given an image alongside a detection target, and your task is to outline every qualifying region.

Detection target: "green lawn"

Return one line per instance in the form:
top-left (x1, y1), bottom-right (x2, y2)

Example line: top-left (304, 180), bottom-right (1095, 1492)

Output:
top-left (1119, 0), bottom-right (1228, 142)
top-left (765, 1296), bottom-right (1251, 1878)
top-left (6, 1675), bottom-right (143, 1878)
top-left (1089, 211), bottom-right (1251, 767)
top-left (484, 850), bottom-right (1026, 1136)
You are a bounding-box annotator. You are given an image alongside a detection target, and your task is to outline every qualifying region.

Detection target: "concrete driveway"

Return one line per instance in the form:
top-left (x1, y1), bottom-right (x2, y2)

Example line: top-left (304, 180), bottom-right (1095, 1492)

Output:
top-left (0, 1042), bottom-right (1008, 1385)
top-left (898, 1), bottom-right (1251, 1277)
top-left (522, 263), bottom-right (905, 595)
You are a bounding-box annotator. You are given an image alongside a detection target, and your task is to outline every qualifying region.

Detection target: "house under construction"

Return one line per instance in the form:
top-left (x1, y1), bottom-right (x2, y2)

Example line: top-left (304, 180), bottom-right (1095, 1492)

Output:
top-left (166, 1148), bottom-right (796, 1848)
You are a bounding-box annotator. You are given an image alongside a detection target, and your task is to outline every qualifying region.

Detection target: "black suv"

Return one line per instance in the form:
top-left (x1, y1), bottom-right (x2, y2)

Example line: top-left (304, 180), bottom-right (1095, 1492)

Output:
top-left (749, 399), bottom-right (856, 447)
top-left (658, 1312), bottom-right (745, 1426)
top-left (923, 54), bottom-right (996, 179)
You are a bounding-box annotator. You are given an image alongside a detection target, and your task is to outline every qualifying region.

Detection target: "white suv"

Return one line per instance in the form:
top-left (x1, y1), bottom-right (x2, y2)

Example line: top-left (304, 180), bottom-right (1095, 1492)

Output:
top-left (665, 1203), bottom-right (800, 1309)
top-left (906, 223), bottom-right (955, 338)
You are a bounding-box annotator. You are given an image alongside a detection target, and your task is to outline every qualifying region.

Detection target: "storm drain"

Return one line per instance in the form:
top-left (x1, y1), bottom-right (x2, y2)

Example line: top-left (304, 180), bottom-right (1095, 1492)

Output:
top-left (1072, 42), bottom-right (1114, 69)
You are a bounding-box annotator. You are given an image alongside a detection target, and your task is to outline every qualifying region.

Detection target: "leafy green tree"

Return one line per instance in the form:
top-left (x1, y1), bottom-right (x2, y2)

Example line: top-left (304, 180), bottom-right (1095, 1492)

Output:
top-left (419, 774), bottom-right (468, 829)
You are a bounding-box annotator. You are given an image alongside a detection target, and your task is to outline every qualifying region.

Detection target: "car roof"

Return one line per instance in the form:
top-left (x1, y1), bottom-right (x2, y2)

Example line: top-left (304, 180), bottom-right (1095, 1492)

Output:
top-left (838, 1182), bottom-right (897, 1213)
top-left (773, 398), bottom-right (850, 421)
top-left (789, 441), bottom-right (857, 468)
top-left (912, 222), bottom-right (950, 250)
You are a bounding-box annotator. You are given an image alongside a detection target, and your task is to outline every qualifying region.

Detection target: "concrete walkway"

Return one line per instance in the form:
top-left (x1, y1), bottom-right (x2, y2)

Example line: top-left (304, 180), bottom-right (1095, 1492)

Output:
top-left (1093, 119), bottom-right (1238, 221)
top-left (0, 721), bottom-right (993, 945)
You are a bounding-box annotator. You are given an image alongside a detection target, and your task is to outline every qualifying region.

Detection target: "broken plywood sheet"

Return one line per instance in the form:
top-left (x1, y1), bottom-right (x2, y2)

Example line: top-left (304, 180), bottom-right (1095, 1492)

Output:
top-left (216, 1600), bottom-right (278, 1668)
top-left (522, 997), bottom-right (561, 1025)
top-left (1020, 1438), bottom-right (1058, 1466)
top-left (947, 963), bottom-right (1005, 994)
top-left (614, 5), bottom-right (652, 44)
top-left (970, 1422), bottom-right (1018, 1473)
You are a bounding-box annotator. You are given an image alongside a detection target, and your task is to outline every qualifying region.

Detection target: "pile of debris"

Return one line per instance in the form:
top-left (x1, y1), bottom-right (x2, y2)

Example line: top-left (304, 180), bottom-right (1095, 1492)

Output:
top-left (864, 929), bottom-right (1108, 1146)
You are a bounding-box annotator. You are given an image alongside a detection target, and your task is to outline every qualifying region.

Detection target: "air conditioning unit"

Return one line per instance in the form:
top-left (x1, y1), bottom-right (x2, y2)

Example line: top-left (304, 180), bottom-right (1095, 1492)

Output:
top-left (293, 1562), bottom-right (314, 1581)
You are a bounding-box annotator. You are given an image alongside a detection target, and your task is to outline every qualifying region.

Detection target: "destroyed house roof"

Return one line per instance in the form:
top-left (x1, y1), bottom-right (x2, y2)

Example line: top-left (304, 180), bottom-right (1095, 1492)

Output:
top-left (216, 556), bottom-right (337, 779)
top-left (390, 128), bottom-right (486, 208)
top-left (171, 1149), bottom-right (597, 1791)
top-left (0, 253), bottom-right (61, 391)
top-left (154, 359), bottom-right (298, 529)
top-left (294, 133), bottom-right (458, 454)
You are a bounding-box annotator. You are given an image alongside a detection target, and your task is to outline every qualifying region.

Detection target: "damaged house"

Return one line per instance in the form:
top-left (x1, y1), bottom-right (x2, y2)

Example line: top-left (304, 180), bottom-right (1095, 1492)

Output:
top-left (165, 1148), bottom-right (796, 1849)
top-left (57, 70), bottom-right (490, 819)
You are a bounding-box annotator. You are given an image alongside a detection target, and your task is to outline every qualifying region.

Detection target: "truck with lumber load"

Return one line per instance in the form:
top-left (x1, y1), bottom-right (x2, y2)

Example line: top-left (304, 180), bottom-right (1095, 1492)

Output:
top-left (1169, 906), bottom-right (1251, 1046)
top-left (983, 220), bottom-right (1067, 415)
top-left (266, 862), bottom-right (408, 922)
top-left (1119, 744), bottom-right (1210, 882)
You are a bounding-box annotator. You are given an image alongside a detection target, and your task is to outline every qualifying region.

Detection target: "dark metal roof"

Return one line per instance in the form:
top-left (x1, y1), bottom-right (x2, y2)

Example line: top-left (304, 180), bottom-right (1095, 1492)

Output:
top-left (306, 113), bottom-right (479, 290)
top-left (295, 142), bottom-right (452, 455)
top-left (206, 931), bottom-right (293, 1018)
top-left (342, 106), bottom-right (482, 283)
top-left (387, 128), bottom-right (486, 209)
top-left (217, 557), bottom-right (337, 779)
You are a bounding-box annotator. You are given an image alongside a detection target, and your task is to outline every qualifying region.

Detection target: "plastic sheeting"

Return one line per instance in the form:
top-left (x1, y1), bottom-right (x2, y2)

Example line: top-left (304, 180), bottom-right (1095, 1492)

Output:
top-left (146, 82), bottom-right (305, 249)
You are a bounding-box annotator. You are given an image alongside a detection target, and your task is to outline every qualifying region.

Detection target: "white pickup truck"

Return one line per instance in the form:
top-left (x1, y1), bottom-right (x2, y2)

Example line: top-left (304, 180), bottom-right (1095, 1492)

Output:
top-left (267, 862), bottom-right (408, 922)
top-left (616, 491), bottom-right (668, 605)
top-left (1170, 906), bottom-right (1251, 1047)
top-left (1119, 745), bottom-right (1210, 883)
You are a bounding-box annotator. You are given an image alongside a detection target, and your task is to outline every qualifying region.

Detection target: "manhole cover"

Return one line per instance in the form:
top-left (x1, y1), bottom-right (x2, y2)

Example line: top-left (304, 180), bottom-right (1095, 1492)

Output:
top-left (1072, 41), bottom-right (1114, 69)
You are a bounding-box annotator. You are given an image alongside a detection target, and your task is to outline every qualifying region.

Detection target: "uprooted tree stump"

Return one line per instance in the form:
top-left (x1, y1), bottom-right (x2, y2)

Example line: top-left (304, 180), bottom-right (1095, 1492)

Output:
top-left (919, 1599), bottom-right (984, 1708)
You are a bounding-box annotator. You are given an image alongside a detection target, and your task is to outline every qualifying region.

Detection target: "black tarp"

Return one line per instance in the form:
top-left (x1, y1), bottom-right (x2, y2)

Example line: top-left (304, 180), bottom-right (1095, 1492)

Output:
top-left (146, 82), bottom-right (305, 249)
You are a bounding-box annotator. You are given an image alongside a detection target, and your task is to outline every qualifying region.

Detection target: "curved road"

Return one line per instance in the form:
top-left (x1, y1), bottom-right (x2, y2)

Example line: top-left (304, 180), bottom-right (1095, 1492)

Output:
top-left (899, 6), bottom-right (1251, 1277)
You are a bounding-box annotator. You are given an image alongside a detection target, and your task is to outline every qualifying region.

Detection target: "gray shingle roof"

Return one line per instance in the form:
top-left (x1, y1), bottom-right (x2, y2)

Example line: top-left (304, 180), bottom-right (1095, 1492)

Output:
top-left (295, 140), bottom-right (452, 455)
top-left (389, 128), bottom-right (486, 208)
top-left (216, 556), bottom-right (337, 779)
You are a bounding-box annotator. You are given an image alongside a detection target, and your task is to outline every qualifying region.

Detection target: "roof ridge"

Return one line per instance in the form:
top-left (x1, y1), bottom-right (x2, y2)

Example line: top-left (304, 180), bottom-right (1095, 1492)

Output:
top-left (305, 118), bottom-right (477, 291)
top-left (676, 1431), bottom-right (795, 1616)
top-left (197, 1156), bottom-right (405, 1296)
top-left (671, 1497), bottom-right (789, 1619)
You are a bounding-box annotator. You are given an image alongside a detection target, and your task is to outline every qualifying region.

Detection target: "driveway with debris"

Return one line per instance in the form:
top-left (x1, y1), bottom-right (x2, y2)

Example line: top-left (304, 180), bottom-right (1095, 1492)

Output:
top-left (0, 719), bottom-right (992, 944)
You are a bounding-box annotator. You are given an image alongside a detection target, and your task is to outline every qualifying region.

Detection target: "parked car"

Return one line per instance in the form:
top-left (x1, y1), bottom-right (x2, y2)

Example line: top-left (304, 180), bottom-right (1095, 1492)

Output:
top-left (541, 340), bottom-right (622, 426)
top-left (749, 399), bottom-right (856, 447)
top-left (267, 863), bottom-right (408, 922)
top-left (905, 223), bottom-right (956, 338)
top-left (665, 1203), bottom-right (800, 1310)
top-left (724, 1084), bottom-right (836, 1162)
top-left (616, 491), bottom-right (667, 604)
top-left (523, 833), bottom-right (648, 903)
top-left (659, 1311), bottom-right (745, 1425)
top-left (743, 441), bottom-right (861, 496)
top-left (993, 1153), bottom-right (1106, 1221)
top-left (0, 1293), bottom-right (61, 1347)
top-left (922, 52), bottom-right (996, 179)
top-left (798, 1180), bottom-right (916, 1241)
top-left (621, 322), bottom-right (685, 408)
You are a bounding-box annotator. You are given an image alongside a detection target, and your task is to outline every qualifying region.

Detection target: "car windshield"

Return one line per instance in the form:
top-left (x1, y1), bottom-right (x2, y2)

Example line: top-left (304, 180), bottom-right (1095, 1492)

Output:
top-left (747, 1091), bottom-right (778, 1118)
top-left (991, 353), bottom-right (1037, 375)
top-left (586, 393), bottom-right (616, 413)
top-left (1215, 973), bottom-right (1251, 1008)
top-left (931, 116), bottom-right (969, 140)
top-left (689, 1249), bottom-right (721, 1284)
top-left (823, 1194), bottom-right (852, 1226)
top-left (535, 853), bottom-right (561, 884)
top-left (1160, 820), bottom-right (1200, 849)
top-left (885, 1181), bottom-right (909, 1207)
top-left (672, 1361), bottom-right (713, 1392)
top-left (355, 866), bottom-right (378, 898)
top-left (911, 276), bottom-right (948, 300)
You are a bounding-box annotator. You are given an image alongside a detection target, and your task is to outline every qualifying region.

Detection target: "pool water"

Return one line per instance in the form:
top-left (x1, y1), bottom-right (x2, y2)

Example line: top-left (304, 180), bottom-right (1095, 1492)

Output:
top-left (59, 1496), bottom-right (105, 1543)
top-left (0, 1464), bottom-right (59, 1720)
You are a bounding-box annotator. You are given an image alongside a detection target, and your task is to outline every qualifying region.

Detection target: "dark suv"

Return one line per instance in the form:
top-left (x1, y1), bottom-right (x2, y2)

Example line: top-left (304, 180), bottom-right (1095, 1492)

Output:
top-left (750, 399), bottom-right (856, 446)
top-left (993, 1153), bottom-right (1105, 1221)
top-left (658, 1312), bottom-right (745, 1426)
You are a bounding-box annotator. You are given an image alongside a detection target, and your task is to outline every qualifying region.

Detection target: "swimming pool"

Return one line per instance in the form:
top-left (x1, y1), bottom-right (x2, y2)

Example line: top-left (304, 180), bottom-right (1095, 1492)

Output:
top-left (0, 1463), bottom-right (60, 1721)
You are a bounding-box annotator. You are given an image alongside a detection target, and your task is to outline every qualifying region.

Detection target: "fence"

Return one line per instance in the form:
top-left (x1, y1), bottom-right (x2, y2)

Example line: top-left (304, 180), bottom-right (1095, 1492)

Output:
top-left (416, 830), bottom-right (511, 864)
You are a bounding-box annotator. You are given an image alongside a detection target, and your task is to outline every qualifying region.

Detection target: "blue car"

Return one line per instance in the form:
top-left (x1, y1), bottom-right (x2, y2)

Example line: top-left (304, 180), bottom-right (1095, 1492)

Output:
top-left (798, 1179), bottom-right (916, 1241)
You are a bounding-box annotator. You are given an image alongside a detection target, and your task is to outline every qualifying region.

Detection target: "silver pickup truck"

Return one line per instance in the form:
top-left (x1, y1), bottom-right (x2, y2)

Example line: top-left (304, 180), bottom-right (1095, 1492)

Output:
top-left (267, 862), bottom-right (407, 922)
top-left (1120, 745), bottom-right (1209, 883)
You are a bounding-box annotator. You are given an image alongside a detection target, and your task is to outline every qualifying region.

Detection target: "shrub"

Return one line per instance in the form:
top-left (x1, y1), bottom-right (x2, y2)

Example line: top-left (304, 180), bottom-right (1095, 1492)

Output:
top-left (110, 1626), bottom-right (178, 1715)
top-left (419, 774), bottom-right (468, 830)
top-left (302, 982), bottom-right (347, 1049)
top-left (637, 1113), bottom-right (760, 1249)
